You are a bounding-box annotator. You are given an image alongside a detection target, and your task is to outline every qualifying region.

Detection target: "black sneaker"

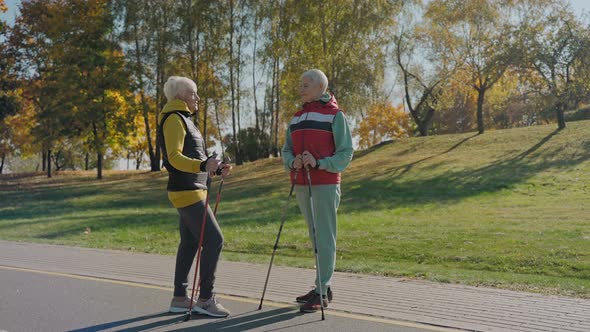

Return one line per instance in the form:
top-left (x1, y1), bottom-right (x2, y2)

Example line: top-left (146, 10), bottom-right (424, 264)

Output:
top-left (299, 293), bottom-right (329, 313)
top-left (296, 287), bottom-right (332, 303)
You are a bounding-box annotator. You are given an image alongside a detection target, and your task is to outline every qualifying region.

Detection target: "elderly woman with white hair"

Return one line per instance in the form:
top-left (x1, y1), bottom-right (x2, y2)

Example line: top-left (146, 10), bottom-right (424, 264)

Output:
top-left (158, 76), bottom-right (232, 317)
top-left (282, 69), bottom-right (354, 313)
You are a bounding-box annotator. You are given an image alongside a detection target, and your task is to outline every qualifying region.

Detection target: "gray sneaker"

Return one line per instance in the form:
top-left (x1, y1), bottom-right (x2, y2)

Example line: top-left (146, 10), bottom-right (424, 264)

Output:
top-left (193, 294), bottom-right (230, 317)
top-left (169, 296), bottom-right (199, 313)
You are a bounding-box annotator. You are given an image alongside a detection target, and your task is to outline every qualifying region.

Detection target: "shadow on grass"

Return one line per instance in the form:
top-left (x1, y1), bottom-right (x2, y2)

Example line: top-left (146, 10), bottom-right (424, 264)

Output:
top-left (514, 128), bottom-right (561, 160)
top-left (353, 140), bottom-right (395, 160)
top-left (341, 129), bottom-right (590, 211)
top-left (2, 129), bottom-right (589, 238)
top-left (28, 210), bottom-right (176, 240)
top-left (0, 178), bottom-right (170, 222)
top-left (397, 133), bottom-right (479, 176)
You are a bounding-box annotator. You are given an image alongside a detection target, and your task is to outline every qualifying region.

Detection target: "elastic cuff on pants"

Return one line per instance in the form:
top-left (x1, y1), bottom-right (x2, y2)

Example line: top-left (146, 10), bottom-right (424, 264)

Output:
top-left (174, 288), bottom-right (187, 297)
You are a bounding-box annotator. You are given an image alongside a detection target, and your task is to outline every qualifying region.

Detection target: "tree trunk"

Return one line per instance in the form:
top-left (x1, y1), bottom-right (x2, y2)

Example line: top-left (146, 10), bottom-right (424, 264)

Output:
top-left (132, 21), bottom-right (158, 172)
top-left (269, 62), bottom-right (276, 157)
top-left (92, 122), bottom-right (102, 179)
top-left (229, 0), bottom-right (242, 165)
top-left (148, 103), bottom-right (159, 171)
top-left (417, 123), bottom-right (428, 136)
top-left (153, 5), bottom-right (169, 172)
top-left (424, 108), bottom-right (435, 136)
top-left (262, 86), bottom-right (268, 155)
top-left (273, 57), bottom-right (280, 157)
top-left (187, 0), bottom-right (200, 130)
top-left (53, 150), bottom-right (62, 171)
top-left (416, 108), bottom-right (435, 137)
top-left (252, 8), bottom-right (259, 132)
top-left (85, 152), bottom-right (89, 170)
top-left (42, 151), bottom-right (47, 171)
top-left (203, 100), bottom-right (208, 155)
top-left (136, 151), bottom-right (143, 170)
top-left (47, 149), bottom-right (52, 178)
top-left (97, 152), bottom-right (103, 179)
top-left (236, 26), bottom-right (243, 164)
top-left (0, 153), bottom-right (5, 174)
top-left (476, 88), bottom-right (486, 134)
top-left (320, 1), bottom-right (327, 56)
top-left (556, 103), bottom-right (566, 130)
top-left (141, 91), bottom-right (157, 170)
top-left (188, 1), bottom-right (198, 82)
top-left (214, 101), bottom-right (225, 159)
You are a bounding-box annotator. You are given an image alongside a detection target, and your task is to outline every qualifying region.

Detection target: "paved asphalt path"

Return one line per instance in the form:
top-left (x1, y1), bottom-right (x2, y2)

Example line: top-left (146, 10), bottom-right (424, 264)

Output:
top-left (0, 266), bottom-right (448, 332)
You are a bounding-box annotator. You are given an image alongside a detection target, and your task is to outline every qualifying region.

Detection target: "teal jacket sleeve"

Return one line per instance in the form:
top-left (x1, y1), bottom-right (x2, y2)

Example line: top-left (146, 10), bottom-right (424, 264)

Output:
top-left (318, 111), bottom-right (354, 173)
top-left (281, 127), bottom-right (296, 171)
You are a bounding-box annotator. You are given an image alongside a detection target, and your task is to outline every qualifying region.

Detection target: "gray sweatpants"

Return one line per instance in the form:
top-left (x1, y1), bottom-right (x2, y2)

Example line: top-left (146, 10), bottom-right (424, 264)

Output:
top-left (173, 200), bottom-right (224, 299)
top-left (295, 184), bottom-right (341, 295)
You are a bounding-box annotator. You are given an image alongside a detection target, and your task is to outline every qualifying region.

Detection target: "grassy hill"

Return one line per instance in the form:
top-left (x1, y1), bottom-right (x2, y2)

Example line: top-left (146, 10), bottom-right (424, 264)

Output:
top-left (1, 121), bottom-right (589, 298)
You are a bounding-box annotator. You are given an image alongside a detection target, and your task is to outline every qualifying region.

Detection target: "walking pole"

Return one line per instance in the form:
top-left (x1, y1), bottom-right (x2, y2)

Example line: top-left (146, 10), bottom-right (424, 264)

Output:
top-left (305, 166), bottom-right (325, 320)
top-left (258, 170), bottom-right (299, 310)
top-left (184, 175), bottom-right (213, 322)
top-left (213, 156), bottom-right (231, 216)
top-left (213, 175), bottom-right (224, 216)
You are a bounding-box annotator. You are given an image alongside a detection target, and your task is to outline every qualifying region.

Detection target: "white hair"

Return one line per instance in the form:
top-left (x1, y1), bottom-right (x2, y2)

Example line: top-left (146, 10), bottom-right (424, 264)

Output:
top-left (163, 76), bottom-right (197, 101)
top-left (301, 69), bottom-right (328, 94)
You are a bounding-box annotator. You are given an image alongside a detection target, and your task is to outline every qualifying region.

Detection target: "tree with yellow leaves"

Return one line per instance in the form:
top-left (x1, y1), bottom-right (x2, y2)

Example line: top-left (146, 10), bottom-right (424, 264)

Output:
top-left (356, 102), bottom-right (411, 149)
top-left (426, 0), bottom-right (517, 135)
top-left (0, 0), bottom-right (6, 18)
top-left (123, 93), bottom-right (155, 170)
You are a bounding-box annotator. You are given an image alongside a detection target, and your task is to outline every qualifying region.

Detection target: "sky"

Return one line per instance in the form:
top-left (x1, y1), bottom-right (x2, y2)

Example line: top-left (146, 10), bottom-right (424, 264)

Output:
top-left (571, 0), bottom-right (590, 15)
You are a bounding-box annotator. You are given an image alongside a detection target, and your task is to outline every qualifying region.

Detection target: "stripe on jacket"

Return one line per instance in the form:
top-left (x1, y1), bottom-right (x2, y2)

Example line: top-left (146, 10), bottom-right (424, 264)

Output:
top-left (290, 112), bottom-right (336, 125)
top-left (289, 112), bottom-right (336, 133)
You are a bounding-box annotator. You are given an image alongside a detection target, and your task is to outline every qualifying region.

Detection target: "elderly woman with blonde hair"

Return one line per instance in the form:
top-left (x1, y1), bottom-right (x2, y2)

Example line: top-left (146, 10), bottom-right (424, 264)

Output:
top-left (282, 69), bottom-right (354, 313)
top-left (158, 76), bottom-right (232, 317)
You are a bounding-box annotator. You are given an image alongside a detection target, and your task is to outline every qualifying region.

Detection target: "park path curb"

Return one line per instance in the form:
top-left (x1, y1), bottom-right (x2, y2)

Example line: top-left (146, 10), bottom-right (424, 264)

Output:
top-left (0, 240), bottom-right (588, 332)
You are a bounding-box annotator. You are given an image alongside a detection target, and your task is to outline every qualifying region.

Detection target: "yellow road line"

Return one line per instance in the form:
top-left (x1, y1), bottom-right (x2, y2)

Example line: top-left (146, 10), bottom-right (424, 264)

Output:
top-left (0, 265), bottom-right (463, 332)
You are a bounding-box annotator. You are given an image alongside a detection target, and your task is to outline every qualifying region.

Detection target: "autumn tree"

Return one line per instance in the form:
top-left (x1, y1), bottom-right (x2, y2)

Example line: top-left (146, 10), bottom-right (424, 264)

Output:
top-left (261, 0), bottom-right (401, 152)
top-left (394, 2), bottom-right (454, 136)
top-left (56, 0), bottom-right (130, 179)
top-left (10, 0), bottom-right (66, 177)
top-left (0, 95), bottom-right (38, 173)
top-left (119, 0), bottom-right (160, 171)
top-left (12, 0), bottom-right (130, 178)
top-left (0, 0), bottom-right (22, 173)
top-left (432, 69), bottom-right (477, 134)
top-left (123, 95), bottom-right (154, 169)
top-left (516, 0), bottom-right (590, 129)
top-left (426, 0), bottom-right (518, 134)
top-left (356, 102), bottom-right (410, 149)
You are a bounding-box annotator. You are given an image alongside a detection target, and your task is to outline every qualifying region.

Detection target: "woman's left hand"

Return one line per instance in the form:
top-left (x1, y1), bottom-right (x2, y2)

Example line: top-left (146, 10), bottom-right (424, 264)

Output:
top-left (219, 163), bottom-right (232, 177)
top-left (302, 151), bottom-right (317, 169)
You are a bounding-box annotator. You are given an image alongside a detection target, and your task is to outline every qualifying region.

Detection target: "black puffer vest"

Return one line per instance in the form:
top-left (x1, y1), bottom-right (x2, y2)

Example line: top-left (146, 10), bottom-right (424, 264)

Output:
top-left (158, 111), bottom-right (208, 191)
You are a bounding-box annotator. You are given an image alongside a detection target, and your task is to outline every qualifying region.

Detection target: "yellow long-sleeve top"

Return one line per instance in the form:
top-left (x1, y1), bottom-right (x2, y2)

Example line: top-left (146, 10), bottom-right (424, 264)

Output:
top-left (159, 99), bottom-right (207, 208)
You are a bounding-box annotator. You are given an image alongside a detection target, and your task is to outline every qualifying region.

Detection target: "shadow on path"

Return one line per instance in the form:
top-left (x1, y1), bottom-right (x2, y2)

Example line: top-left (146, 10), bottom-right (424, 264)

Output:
top-left (68, 312), bottom-right (177, 332)
top-left (168, 306), bottom-right (304, 332)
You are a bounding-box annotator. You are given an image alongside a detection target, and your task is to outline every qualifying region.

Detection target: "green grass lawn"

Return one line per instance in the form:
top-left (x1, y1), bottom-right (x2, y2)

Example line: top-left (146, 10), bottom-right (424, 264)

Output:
top-left (1, 121), bottom-right (589, 298)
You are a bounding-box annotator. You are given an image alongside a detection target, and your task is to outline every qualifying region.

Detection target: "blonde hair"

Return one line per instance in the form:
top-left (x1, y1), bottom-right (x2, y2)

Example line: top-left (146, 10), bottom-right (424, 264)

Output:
top-left (163, 76), bottom-right (197, 101)
top-left (301, 69), bottom-right (329, 94)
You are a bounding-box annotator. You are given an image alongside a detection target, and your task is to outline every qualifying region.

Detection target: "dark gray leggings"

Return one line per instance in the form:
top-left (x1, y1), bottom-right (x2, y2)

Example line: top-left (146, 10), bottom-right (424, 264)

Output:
top-left (173, 200), bottom-right (224, 299)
